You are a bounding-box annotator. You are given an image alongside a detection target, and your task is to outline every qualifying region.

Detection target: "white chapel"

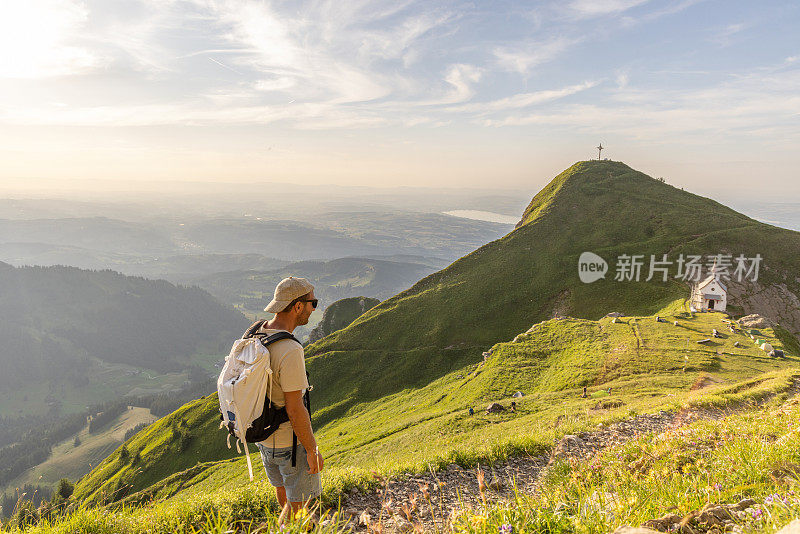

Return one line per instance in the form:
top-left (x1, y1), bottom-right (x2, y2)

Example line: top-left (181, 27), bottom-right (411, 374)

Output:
top-left (690, 264), bottom-right (727, 312)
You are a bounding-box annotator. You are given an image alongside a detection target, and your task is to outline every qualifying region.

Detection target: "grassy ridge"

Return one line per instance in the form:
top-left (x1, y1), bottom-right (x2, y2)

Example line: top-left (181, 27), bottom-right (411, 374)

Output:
top-left (308, 301), bottom-right (798, 473)
top-left (73, 300), bottom-right (799, 513)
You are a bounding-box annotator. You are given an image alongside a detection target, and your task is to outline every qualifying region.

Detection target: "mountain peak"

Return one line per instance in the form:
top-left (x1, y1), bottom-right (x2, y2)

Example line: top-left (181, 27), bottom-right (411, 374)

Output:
top-left (516, 160), bottom-right (718, 229)
top-left (516, 160), bottom-right (629, 228)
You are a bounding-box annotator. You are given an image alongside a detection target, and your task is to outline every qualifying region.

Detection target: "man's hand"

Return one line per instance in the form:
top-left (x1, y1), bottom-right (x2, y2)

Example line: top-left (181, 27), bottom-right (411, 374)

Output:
top-left (307, 449), bottom-right (324, 474)
top-left (284, 390), bottom-right (323, 474)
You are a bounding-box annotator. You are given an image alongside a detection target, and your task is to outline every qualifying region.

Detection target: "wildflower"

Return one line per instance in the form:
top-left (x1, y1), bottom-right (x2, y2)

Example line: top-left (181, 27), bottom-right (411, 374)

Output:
top-left (477, 468), bottom-right (486, 503)
top-left (471, 515), bottom-right (487, 525)
top-left (401, 499), bottom-right (415, 521)
top-left (499, 524), bottom-right (514, 534)
top-left (418, 483), bottom-right (430, 500)
top-left (764, 493), bottom-right (787, 506)
top-left (713, 482), bottom-right (722, 491)
top-left (751, 508), bottom-right (763, 519)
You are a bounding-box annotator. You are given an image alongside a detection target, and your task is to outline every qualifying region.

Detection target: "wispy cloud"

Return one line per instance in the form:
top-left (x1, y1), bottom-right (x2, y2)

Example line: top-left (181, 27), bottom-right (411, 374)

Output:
top-left (200, 1), bottom-right (448, 105)
top-left (564, 0), bottom-right (652, 20)
top-left (709, 22), bottom-right (748, 47)
top-left (439, 63), bottom-right (483, 104)
top-left (0, 0), bottom-right (794, 148)
top-left (606, 0), bottom-right (704, 28)
top-left (207, 57), bottom-right (244, 76)
top-left (615, 70), bottom-right (630, 88)
top-left (494, 36), bottom-right (577, 75)
top-left (447, 80), bottom-right (599, 113)
top-left (483, 67), bottom-right (800, 145)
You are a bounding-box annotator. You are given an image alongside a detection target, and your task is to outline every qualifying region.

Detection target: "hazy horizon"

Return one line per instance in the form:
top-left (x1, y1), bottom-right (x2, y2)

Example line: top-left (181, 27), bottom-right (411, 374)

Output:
top-left (0, 174), bottom-right (799, 234)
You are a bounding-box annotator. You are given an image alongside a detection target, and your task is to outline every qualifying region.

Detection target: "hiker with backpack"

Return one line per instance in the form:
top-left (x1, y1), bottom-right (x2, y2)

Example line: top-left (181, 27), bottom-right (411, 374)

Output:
top-left (218, 277), bottom-right (323, 517)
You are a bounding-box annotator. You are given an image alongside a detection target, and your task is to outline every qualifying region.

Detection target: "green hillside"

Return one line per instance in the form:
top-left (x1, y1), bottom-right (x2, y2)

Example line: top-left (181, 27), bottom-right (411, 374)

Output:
top-left (70, 301), bottom-right (799, 520)
top-left (309, 301), bottom-right (798, 474)
top-left (0, 263), bottom-right (247, 405)
top-left (69, 161), bottom-right (800, 515)
top-left (453, 392), bottom-right (800, 534)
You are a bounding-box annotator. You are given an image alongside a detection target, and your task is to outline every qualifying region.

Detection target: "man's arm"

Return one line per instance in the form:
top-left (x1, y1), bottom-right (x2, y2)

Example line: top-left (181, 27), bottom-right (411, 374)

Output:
top-left (284, 390), bottom-right (324, 473)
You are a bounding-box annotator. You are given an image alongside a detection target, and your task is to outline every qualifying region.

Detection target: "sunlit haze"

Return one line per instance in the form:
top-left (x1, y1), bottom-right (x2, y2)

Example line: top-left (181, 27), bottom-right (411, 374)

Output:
top-left (0, 0), bottom-right (798, 201)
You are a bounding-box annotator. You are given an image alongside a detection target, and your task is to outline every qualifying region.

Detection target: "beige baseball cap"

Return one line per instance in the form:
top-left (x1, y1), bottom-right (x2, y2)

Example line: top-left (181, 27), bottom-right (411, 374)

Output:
top-left (264, 276), bottom-right (315, 313)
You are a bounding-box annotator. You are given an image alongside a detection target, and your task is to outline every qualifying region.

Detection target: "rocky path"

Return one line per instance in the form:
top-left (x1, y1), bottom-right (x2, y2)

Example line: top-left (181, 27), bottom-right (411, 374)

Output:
top-left (335, 409), bottom-right (711, 532)
top-left (333, 381), bottom-right (800, 533)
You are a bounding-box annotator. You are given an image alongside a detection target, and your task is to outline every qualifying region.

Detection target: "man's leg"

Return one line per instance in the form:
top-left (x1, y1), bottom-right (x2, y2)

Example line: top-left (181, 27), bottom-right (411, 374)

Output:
top-left (275, 495), bottom-right (310, 525)
top-left (257, 443), bottom-right (292, 514)
top-left (290, 501), bottom-right (305, 514)
top-left (275, 486), bottom-right (288, 508)
top-left (278, 444), bottom-right (321, 521)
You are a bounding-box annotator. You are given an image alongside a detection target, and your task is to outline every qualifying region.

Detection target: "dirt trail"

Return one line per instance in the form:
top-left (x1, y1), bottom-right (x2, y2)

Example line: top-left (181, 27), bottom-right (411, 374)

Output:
top-left (335, 380), bottom-right (800, 533)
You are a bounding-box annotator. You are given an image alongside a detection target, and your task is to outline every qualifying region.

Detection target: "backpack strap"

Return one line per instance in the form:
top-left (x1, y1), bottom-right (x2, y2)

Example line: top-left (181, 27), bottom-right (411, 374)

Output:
top-left (242, 319), bottom-right (266, 339)
top-left (242, 320), bottom-right (300, 346)
top-left (256, 331), bottom-right (300, 346)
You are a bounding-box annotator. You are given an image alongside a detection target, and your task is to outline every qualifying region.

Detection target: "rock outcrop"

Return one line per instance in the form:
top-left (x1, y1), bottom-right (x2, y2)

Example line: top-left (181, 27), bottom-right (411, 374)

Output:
top-left (727, 278), bottom-right (800, 337)
top-left (307, 296), bottom-right (381, 344)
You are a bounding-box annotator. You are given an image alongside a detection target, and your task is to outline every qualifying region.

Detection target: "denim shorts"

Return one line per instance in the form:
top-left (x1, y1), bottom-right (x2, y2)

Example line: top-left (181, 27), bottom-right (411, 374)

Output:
top-left (255, 442), bottom-right (322, 503)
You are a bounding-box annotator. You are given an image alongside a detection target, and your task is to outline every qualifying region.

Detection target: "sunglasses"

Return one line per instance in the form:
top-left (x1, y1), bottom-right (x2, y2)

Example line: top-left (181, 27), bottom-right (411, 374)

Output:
top-left (301, 299), bottom-right (318, 309)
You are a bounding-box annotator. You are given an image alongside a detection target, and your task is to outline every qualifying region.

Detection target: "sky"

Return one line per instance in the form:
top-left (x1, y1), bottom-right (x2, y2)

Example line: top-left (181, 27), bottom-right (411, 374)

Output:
top-left (0, 0), bottom-right (798, 200)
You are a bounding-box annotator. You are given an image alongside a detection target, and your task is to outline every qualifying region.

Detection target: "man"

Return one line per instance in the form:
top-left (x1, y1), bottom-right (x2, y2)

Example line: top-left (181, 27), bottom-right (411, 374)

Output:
top-left (255, 276), bottom-right (324, 516)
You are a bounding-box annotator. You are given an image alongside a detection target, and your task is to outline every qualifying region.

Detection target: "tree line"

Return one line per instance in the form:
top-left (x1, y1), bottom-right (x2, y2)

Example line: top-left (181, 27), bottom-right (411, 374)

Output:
top-left (0, 479), bottom-right (76, 525)
top-left (88, 401), bottom-right (128, 434)
top-left (0, 376), bottom-right (216, 492)
top-left (0, 412), bottom-right (87, 486)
